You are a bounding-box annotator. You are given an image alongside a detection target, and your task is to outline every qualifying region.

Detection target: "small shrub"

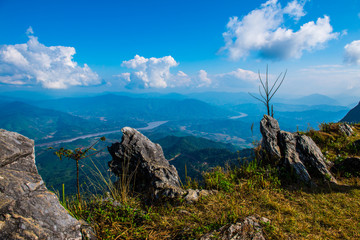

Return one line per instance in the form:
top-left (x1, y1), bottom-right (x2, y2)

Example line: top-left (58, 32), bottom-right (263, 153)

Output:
top-left (203, 167), bottom-right (235, 192)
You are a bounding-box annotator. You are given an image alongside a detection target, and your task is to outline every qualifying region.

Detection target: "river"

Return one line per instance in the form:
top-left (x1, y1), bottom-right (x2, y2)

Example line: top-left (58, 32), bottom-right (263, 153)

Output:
top-left (35, 121), bottom-right (168, 147)
top-left (229, 112), bottom-right (248, 119)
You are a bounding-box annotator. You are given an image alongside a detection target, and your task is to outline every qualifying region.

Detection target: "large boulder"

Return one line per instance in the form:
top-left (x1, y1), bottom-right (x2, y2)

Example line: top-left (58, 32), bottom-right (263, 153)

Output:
top-left (108, 127), bottom-right (185, 200)
top-left (0, 129), bottom-right (88, 240)
top-left (200, 215), bottom-right (269, 240)
top-left (260, 115), bottom-right (337, 186)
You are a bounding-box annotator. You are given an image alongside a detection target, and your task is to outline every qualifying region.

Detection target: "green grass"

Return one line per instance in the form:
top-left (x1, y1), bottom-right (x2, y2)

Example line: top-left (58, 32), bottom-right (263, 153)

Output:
top-left (59, 123), bottom-right (360, 239)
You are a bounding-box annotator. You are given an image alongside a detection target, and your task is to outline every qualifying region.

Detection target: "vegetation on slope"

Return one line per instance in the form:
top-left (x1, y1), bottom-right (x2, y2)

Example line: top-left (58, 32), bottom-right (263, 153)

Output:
top-left (58, 123), bottom-right (360, 240)
top-left (305, 122), bottom-right (360, 177)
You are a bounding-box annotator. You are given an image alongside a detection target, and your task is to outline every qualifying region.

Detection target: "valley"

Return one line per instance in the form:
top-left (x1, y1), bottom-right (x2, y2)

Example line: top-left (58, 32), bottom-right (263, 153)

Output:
top-left (0, 91), bottom-right (354, 195)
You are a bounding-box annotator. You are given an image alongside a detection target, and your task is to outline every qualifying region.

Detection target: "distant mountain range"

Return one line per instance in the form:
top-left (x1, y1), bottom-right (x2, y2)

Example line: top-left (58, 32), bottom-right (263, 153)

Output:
top-left (33, 94), bottom-right (236, 123)
top-left (279, 93), bottom-right (340, 106)
top-left (0, 92), bottom-right (352, 147)
top-left (340, 101), bottom-right (360, 123)
top-left (0, 101), bottom-right (111, 143)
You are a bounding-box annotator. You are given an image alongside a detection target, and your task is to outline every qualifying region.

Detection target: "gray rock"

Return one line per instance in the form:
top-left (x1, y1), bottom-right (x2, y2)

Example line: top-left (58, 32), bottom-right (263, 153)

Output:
top-left (338, 123), bottom-right (353, 136)
top-left (0, 129), bottom-right (86, 240)
top-left (260, 116), bottom-right (337, 186)
top-left (260, 115), bottom-right (281, 160)
top-left (296, 134), bottom-right (337, 184)
top-left (80, 220), bottom-right (97, 240)
top-left (183, 189), bottom-right (218, 203)
top-left (278, 131), bottom-right (312, 184)
top-left (200, 215), bottom-right (269, 240)
top-left (108, 127), bottom-right (185, 201)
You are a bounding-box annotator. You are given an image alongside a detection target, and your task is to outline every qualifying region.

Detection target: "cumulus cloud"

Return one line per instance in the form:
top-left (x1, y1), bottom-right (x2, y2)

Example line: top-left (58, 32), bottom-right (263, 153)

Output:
top-left (283, 0), bottom-right (306, 20)
top-left (120, 55), bottom-right (193, 89)
top-left (213, 68), bottom-right (259, 89)
top-left (197, 70), bottom-right (212, 87)
top-left (0, 28), bottom-right (101, 89)
top-left (119, 55), bottom-right (260, 90)
top-left (221, 0), bottom-right (338, 60)
top-left (344, 40), bottom-right (360, 65)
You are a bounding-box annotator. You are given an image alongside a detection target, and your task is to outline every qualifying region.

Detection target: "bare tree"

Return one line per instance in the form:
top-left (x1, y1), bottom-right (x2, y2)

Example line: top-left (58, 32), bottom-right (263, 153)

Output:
top-left (249, 65), bottom-right (287, 117)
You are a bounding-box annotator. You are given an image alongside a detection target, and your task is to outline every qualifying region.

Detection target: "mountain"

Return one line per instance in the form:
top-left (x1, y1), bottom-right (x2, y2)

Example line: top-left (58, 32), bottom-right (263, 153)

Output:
top-left (278, 94), bottom-right (340, 106)
top-left (156, 135), bottom-right (253, 184)
top-left (0, 101), bottom-right (111, 143)
top-left (187, 91), bottom-right (257, 105)
top-left (156, 135), bottom-right (237, 155)
top-left (34, 94), bottom-right (236, 123)
top-left (340, 101), bottom-right (360, 123)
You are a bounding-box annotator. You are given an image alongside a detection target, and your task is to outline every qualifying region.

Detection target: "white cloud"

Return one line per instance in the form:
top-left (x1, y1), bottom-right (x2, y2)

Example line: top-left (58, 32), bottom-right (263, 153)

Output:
top-left (221, 0), bottom-right (338, 60)
top-left (213, 68), bottom-right (259, 89)
top-left (120, 55), bottom-right (193, 89)
top-left (174, 71), bottom-right (192, 87)
top-left (197, 70), bottom-right (212, 87)
top-left (217, 68), bottom-right (259, 81)
top-left (119, 55), bottom-right (267, 90)
top-left (26, 26), bottom-right (34, 35)
top-left (0, 29), bottom-right (101, 89)
top-left (344, 40), bottom-right (360, 65)
top-left (283, 0), bottom-right (306, 20)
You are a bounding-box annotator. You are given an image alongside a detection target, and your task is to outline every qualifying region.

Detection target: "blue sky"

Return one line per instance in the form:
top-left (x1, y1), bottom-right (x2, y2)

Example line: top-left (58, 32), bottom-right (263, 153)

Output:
top-left (0, 0), bottom-right (360, 97)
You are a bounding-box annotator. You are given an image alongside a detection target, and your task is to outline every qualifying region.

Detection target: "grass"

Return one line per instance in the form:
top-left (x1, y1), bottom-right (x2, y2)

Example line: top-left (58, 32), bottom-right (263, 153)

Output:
top-left (58, 123), bottom-right (360, 239)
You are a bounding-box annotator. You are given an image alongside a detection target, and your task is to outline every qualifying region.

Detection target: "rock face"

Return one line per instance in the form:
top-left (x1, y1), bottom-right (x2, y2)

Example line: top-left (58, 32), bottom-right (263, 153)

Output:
top-left (108, 127), bottom-right (185, 200)
top-left (0, 129), bottom-right (86, 240)
top-left (260, 115), bottom-right (337, 186)
top-left (260, 115), bottom-right (281, 160)
top-left (200, 215), bottom-right (269, 240)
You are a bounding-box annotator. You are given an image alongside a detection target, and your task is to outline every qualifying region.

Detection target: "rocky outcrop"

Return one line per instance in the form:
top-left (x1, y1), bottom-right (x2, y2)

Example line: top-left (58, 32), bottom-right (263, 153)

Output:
top-left (260, 115), bottom-right (337, 186)
top-left (108, 127), bottom-right (185, 201)
top-left (200, 215), bottom-right (269, 240)
top-left (260, 115), bottom-right (281, 160)
top-left (0, 129), bottom-right (90, 240)
top-left (278, 130), bottom-right (312, 184)
top-left (338, 123), bottom-right (353, 136)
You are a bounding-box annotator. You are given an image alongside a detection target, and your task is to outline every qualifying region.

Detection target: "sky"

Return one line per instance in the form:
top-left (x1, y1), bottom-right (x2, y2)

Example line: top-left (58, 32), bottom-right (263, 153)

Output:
top-left (0, 0), bottom-right (360, 98)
